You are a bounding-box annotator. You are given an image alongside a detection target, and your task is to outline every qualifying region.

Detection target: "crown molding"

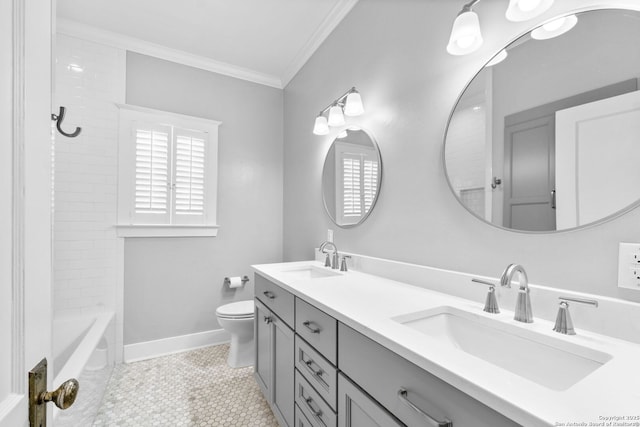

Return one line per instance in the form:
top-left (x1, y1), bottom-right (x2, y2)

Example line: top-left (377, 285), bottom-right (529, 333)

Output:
top-left (56, 18), bottom-right (284, 89)
top-left (281, 0), bottom-right (359, 87)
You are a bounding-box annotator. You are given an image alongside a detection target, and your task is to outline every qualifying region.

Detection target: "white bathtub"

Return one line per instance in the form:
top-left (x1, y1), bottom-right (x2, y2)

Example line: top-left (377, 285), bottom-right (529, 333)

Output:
top-left (52, 311), bottom-right (115, 426)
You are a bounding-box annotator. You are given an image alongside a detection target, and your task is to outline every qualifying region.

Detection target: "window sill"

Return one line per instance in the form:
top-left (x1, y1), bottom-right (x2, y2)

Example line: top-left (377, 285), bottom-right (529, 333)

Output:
top-left (115, 224), bottom-right (220, 238)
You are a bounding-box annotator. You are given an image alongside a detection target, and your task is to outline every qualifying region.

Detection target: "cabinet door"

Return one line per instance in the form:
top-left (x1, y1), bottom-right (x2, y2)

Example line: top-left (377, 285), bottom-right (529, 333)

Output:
top-left (338, 374), bottom-right (403, 427)
top-left (272, 314), bottom-right (295, 427)
top-left (254, 299), bottom-right (272, 398)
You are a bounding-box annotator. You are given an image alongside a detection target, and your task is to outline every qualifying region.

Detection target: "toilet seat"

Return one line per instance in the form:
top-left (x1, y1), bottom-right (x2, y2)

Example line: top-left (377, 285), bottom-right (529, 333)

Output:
top-left (216, 300), bottom-right (254, 319)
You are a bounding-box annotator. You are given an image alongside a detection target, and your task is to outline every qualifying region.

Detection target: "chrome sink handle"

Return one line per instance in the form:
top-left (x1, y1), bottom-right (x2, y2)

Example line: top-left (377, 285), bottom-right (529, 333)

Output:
top-left (553, 296), bottom-right (598, 335)
top-left (471, 278), bottom-right (500, 314)
top-left (500, 264), bottom-right (533, 323)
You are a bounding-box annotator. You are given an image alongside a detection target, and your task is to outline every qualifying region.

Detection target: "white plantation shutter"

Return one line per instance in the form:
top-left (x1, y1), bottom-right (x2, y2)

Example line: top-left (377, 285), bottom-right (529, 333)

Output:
top-left (133, 124), bottom-right (170, 223)
top-left (172, 128), bottom-right (207, 224)
top-left (337, 148), bottom-right (380, 224)
top-left (342, 155), bottom-right (362, 218)
top-left (363, 159), bottom-right (378, 213)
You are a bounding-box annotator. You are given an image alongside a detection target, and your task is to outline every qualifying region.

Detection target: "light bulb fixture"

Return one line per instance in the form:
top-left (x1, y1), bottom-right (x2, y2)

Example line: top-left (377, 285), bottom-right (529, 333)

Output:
top-left (313, 115), bottom-right (329, 135)
top-left (447, 1), bottom-right (483, 56)
top-left (312, 87), bottom-right (365, 135)
top-left (328, 104), bottom-right (345, 127)
top-left (344, 90), bottom-right (364, 116)
top-left (531, 14), bottom-right (577, 40)
top-left (447, 0), bottom-right (557, 56)
top-left (486, 49), bottom-right (508, 66)
top-left (505, 0), bottom-right (554, 22)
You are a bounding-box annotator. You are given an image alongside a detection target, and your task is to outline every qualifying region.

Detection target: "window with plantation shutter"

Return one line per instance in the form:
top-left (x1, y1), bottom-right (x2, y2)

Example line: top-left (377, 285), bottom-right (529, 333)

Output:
top-left (336, 143), bottom-right (379, 225)
top-left (342, 155), bottom-right (362, 218)
top-left (363, 159), bottom-right (378, 213)
top-left (172, 129), bottom-right (206, 223)
top-left (117, 105), bottom-right (220, 237)
top-left (134, 125), bottom-right (170, 222)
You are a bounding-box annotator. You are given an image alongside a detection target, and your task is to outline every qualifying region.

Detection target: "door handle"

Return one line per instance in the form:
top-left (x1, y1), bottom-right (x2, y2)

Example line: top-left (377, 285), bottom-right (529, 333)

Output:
top-left (551, 189), bottom-right (556, 209)
top-left (40, 379), bottom-right (79, 409)
top-left (29, 358), bottom-right (79, 427)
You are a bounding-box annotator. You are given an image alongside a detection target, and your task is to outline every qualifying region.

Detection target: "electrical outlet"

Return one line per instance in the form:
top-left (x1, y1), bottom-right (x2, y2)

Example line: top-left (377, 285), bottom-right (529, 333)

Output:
top-left (618, 243), bottom-right (640, 290)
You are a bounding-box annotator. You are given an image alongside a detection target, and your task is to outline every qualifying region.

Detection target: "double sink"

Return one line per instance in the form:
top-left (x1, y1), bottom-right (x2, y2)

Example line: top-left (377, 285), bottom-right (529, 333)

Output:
top-left (268, 262), bottom-right (612, 392)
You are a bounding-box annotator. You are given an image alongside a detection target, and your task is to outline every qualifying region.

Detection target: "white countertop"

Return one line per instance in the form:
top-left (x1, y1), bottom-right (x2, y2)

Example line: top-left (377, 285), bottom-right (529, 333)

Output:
top-left (252, 260), bottom-right (640, 427)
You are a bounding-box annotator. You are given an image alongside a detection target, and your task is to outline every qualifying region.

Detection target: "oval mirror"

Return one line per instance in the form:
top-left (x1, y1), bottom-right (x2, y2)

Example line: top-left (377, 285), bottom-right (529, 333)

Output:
top-left (322, 128), bottom-right (382, 227)
top-left (444, 8), bottom-right (640, 232)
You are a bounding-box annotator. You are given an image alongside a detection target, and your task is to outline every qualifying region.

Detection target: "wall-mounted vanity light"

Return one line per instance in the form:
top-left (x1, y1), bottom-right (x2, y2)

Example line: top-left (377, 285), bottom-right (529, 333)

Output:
top-left (447, 0), bottom-right (556, 55)
top-left (313, 87), bottom-right (364, 135)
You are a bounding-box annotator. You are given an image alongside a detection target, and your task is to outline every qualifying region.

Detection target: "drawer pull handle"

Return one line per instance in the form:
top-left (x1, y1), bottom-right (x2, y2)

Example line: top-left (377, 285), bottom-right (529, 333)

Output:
top-left (303, 320), bottom-right (321, 334)
top-left (398, 388), bottom-right (452, 427)
top-left (305, 397), bottom-right (323, 419)
top-left (304, 359), bottom-right (324, 378)
top-left (263, 316), bottom-right (272, 324)
top-left (263, 291), bottom-right (276, 299)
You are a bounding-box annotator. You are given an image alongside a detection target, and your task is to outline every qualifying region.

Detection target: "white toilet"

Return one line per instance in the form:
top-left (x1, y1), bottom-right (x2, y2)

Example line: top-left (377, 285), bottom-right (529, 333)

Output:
top-left (216, 300), bottom-right (255, 368)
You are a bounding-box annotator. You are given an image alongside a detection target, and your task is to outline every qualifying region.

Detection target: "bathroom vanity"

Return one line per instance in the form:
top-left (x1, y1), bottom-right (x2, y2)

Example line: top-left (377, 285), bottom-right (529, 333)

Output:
top-left (253, 259), bottom-right (640, 427)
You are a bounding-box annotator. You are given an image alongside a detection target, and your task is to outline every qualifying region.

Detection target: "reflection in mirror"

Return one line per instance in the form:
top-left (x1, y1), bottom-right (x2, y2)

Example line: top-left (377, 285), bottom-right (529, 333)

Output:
top-left (444, 8), bottom-right (640, 232)
top-left (322, 128), bottom-right (382, 227)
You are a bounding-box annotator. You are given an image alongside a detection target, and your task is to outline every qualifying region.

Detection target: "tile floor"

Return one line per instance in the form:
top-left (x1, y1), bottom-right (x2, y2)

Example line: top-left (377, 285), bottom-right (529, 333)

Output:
top-left (93, 344), bottom-right (278, 426)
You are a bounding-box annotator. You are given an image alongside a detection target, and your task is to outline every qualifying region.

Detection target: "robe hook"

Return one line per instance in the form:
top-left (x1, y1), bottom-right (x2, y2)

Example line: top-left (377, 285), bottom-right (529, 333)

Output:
top-left (51, 106), bottom-right (82, 138)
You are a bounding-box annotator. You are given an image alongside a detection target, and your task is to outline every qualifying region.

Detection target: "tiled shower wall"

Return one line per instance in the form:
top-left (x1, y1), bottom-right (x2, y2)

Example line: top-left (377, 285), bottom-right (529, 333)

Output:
top-left (53, 34), bottom-right (125, 315)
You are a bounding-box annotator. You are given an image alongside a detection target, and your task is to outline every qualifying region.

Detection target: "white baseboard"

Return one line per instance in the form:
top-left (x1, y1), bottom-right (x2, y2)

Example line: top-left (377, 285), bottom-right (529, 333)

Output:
top-left (124, 329), bottom-right (230, 363)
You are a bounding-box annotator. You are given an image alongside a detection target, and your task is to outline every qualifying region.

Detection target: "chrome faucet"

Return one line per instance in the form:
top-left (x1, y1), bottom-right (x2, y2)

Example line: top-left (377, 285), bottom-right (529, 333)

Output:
top-left (500, 264), bottom-right (533, 323)
top-left (319, 241), bottom-right (339, 269)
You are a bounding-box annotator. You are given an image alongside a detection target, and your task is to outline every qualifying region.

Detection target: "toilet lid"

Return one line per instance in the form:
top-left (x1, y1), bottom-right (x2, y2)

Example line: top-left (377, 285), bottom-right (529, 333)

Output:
top-left (216, 300), bottom-right (254, 318)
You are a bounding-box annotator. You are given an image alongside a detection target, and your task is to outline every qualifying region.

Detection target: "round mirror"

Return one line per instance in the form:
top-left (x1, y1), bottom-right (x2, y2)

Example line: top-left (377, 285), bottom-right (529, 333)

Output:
top-left (322, 128), bottom-right (382, 227)
top-left (444, 8), bottom-right (640, 232)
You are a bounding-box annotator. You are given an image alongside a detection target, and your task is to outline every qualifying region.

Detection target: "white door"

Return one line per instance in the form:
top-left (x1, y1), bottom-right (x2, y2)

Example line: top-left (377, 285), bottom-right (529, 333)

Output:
top-left (556, 90), bottom-right (640, 229)
top-left (0, 1), bottom-right (53, 426)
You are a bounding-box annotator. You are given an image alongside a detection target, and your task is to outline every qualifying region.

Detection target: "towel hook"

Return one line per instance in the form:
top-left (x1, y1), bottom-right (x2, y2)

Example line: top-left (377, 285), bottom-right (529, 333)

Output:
top-left (51, 106), bottom-right (82, 138)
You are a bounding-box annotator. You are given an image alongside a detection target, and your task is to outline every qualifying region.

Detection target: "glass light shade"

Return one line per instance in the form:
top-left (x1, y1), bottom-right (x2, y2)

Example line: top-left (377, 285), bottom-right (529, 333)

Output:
top-left (446, 10), bottom-right (483, 55)
top-left (313, 115), bottom-right (329, 135)
top-left (505, 0), bottom-right (554, 22)
top-left (486, 49), bottom-right (508, 66)
top-left (531, 14), bottom-right (578, 40)
top-left (344, 91), bottom-right (364, 116)
top-left (328, 105), bottom-right (345, 127)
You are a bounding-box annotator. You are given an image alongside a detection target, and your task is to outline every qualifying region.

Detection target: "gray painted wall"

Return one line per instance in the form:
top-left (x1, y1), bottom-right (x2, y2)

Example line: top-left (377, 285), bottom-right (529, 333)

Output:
top-left (125, 53), bottom-right (283, 344)
top-left (283, 0), bottom-right (640, 302)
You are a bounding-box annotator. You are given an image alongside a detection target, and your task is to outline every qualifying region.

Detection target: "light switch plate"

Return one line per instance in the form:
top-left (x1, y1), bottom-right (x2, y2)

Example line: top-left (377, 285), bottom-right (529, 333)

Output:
top-left (618, 242), bottom-right (640, 290)
top-left (327, 229), bottom-right (334, 243)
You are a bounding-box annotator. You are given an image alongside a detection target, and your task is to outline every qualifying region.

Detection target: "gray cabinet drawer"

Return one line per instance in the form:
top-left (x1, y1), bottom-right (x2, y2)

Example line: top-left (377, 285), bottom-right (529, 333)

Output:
top-left (338, 373), bottom-right (404, 427)
top-left (255, 273), bottom-right (295, 327)
top-left (295, 298), bottom-right (337, 365)
top-left (295, 335), bottom-right (338, 411)
top-left (295, 369), bottom-right (337, 427)
top-left (338, 323), bottom-right (519, 427)
top-left (295, 404), bottom-right (314, 427)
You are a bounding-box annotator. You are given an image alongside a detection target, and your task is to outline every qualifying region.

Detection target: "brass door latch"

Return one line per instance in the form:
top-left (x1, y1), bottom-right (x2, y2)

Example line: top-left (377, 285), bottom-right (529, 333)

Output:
top-left (29, 358), bottom-right (79, 427)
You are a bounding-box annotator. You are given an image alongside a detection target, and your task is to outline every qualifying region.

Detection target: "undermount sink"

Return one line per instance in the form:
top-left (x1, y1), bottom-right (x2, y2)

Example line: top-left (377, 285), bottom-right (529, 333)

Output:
top-left (392, 306), bottom-right (611, 391)
top-left (278, 265), bottom-right (341, 280)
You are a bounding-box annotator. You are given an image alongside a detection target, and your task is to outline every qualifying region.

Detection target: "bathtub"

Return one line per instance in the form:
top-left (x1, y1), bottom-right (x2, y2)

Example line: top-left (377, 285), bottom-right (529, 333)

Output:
top-left (52, 311), bottom-right (115, 426)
